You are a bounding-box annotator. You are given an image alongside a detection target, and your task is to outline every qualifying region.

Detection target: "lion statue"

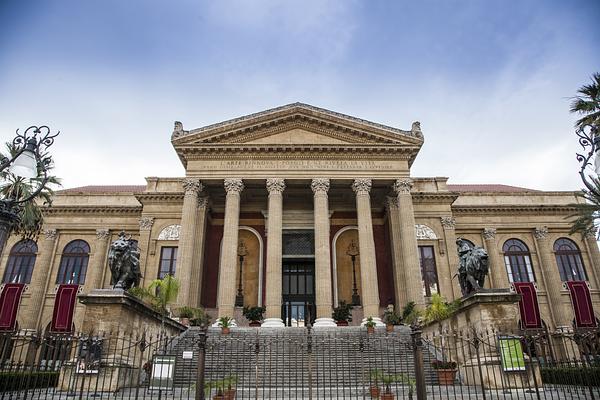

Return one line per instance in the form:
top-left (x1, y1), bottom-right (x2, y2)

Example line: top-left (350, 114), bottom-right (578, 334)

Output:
top-left (108, 231), bottom-right (141, 290)
top-left (456, 238), bottom-right (489, 296)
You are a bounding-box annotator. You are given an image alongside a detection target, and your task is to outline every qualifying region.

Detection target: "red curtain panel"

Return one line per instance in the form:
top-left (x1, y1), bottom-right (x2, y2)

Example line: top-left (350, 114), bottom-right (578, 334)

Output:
top-left (566, 281), bottom-right (597, 328)
top-left (0, 283), bottom-right (25, 331)
top-left (513, 282), bottom-right (542, 329)
top-left (50, 284), bottom-right (79, 333)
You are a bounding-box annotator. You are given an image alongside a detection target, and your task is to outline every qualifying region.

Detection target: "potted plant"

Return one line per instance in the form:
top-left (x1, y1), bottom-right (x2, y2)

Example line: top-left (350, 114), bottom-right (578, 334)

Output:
top-left (365, 316), bottom-right (376, 334)
top-left (178, 306), bottom-right (195, 326)
top-left (368, 369), bottom-right (382, 398)
top-left (400, 302), bottom-right (420, 326)
top-left (431, 360), bottom-right (458, 385)
top-left (332, 301), bottom-right (353, 326)
top-left (218, 316), bottom-right (233, 334)
top-left (222, 375), bottom-right (238, 400)
top-left (383, 305), bottom-right (401, 332)
top-left (190, 307), bottom-right (211, 327)
top-left (396, 373), bottom-right (416, 400)
top-left (242, 306), bottom-right (265, 327)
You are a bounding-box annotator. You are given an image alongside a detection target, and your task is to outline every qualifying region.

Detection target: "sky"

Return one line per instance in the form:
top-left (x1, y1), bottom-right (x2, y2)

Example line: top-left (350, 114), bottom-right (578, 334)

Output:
top-left (0, 0), bottom-right (599, 191)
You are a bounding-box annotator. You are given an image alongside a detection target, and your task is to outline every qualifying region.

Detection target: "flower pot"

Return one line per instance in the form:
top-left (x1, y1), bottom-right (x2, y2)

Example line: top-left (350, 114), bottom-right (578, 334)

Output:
top-left (367, 326), bottom-right (375, 334)
top-left (436, 369), bottom-right (457, 385)
top-left (381, 393), bottom-right (395, 400)
top-left (224, 388), bottom-right (236, 400)
top-left (369, 385), bottom-right (380, 398)
top-left (249, 321), bottom-right (261, 327)
top-left (336, 320), bottom-right (349, 327)
top-left (213, 393), bottom-right (224, 400)
top-left (385, 324), bottom-right (394, 332)
top-left (180, 317), bottom-right (190, 326)
top-left (221, 327), bottom-right (230, 335)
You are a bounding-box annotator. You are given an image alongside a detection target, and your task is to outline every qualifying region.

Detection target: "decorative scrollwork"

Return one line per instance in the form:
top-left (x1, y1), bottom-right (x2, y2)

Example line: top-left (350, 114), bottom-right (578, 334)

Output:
top-left (576, 124), bottom-right (600, 195)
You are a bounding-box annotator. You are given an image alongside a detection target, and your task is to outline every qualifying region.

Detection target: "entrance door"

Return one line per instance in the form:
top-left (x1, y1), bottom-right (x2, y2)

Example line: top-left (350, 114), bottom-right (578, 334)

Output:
top-left (282, 260), bottom-right (316, 327)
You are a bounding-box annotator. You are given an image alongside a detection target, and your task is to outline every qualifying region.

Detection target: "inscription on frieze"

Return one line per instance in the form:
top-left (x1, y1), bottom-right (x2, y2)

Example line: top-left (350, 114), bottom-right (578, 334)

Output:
top-left (203, 159), bottom-right (396, 171)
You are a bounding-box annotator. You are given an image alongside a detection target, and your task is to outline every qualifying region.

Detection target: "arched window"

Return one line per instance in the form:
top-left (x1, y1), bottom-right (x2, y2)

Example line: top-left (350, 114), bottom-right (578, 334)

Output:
top-left (554, 238), bottom-right (588, 281)
top-left (503, 239), bottom-right (535, 283)
top-left (2, 240), bottom-right (38, 284)
top-left (56, 240), bottom-right (90, 285)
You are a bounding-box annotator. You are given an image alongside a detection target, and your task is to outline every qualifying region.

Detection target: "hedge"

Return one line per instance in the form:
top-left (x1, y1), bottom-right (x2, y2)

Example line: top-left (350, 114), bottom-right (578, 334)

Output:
top-left (541, 366), bottom-right (600, 387)
top-left (0, 371), bottom-right (59, 392)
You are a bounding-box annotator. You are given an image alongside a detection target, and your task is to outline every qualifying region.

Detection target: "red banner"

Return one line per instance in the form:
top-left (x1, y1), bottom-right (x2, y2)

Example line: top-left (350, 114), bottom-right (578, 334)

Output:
top-left (50, 284), bottom-right (79, 333)
top-left (566, 281), bottom-right (597, 328)
top-left (513, 282), bottom-right (542, 329)
top-left (0, 283), bottom-right (25, 331)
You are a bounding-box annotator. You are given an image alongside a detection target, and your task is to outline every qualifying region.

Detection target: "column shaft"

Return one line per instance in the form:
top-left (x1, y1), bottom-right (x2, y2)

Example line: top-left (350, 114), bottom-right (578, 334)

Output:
top-left (22, 229), bottom-right (57, 330)
top-left (386, 197), bottom-right (407, 309)
top-left (483, 228), bottom-right (509, 288)
top-left (88, 229), bottom-right (110, 290)
top-left (584, 234), bottom-right (600, 289)
top-left (352, 179), bottom-right (381, 321)
top-left (177, 178), bottom-right (203, 307)
top-left (216, 179), bottom-right (243, 320)
top-left (188, 197), bottom-right (209, 307)
top-left (263, 178), bottom-right (285, 327)
top-left (393, 179), bottom-right (425, 308)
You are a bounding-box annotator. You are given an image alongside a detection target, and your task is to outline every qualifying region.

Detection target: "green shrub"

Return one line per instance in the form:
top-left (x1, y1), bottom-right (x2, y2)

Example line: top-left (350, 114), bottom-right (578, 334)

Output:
top-left (0, 371), bottom-right (59, 392)
top-left (541, 366), bottom-right (600, 387)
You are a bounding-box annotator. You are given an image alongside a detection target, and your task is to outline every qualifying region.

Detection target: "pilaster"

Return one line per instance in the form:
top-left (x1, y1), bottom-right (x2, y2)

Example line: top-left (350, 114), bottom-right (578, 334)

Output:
top-left (482, 228), bottom-right (508, 289)
top-left (88, 228), bottom-right (110, 290)
top-left (440, 216), bottom-right (460, 300)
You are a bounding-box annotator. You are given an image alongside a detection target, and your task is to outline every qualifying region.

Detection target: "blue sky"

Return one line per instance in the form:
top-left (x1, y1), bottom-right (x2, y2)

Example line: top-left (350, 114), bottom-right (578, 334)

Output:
top-left (0, 0), bottom-right (599, 190)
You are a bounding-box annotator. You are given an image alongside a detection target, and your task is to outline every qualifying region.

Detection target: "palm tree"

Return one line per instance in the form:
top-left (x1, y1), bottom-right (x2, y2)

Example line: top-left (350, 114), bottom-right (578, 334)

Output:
top-left (570, 72), bottom-right (600, 130)
top-left (0, 142), bottom-right (60, 248)
top-left (148, 274), bottom-right (180, 315)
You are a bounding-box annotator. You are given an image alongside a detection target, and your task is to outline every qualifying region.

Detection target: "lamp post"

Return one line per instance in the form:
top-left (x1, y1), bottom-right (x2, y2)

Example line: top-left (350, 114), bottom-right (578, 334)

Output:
top-left (576, 124), bottom-right (600, 196)
top-left (346, 239), bottom-right (361, 306)
top-left (235, 240), bottom-right (247, 307)
top-left (0, 126), bottom-right (59, 255)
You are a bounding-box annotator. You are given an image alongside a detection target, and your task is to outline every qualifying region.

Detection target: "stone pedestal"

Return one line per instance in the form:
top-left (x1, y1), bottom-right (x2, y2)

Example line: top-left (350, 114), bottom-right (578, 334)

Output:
top-left (451, 289), bottom-right (521, 332)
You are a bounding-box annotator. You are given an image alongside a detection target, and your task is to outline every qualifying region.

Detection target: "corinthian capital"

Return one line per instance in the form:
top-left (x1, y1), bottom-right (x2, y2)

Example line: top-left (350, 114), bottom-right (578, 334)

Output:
top-left (393, 178), bottom-right (413, 194)
top-left (386, 196), bottom-right (399, 210)
top-left (266, 178), bottom-right (286, 194)
top-left (44, 229), bottom-right (58, 241)
top-left (139, 217), bottom-right (155, 231)
top-left (182, 178), bottom-right (203, 196)
top-left (440, 216), bottom-right (456, 229)
top-left (311, 178), bottom-right (330, 194)
top-left (197, 196), bottom-right (209, 208)
top-left (534, 226), bottom-right (549, 240)
top-left (96, 228), bottom-right (110, 241)
top-left (224, 178), bottom-right (244, 194)
top-left (483, 228), bottom-right (497, 240)
top-left (352, 178), bottom-right (372, 194)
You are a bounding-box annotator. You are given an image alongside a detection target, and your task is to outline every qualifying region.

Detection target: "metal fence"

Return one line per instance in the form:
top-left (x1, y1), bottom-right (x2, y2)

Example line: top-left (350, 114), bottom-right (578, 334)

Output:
top-left (0, 325), bottom-right (598, 400)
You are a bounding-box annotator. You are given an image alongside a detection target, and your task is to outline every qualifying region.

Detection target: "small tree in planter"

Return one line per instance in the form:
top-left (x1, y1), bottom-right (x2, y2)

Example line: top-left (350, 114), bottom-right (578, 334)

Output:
top-left (431, 360), bottom-right (458, 385)
top-left (178, 306), bottom-right (195, 326)
top-left (242, 306), bottom-right (265, 327)
top-left (218, 316), bottom-right (233, 334)
top-left (365, 316), bottom-right (376, 334)
top-left (379, 372), bottom-right (404, 400)
top-left (190, 308), bottom-right (211, 327)
top-left (332, 301), bottom-right (353, 326)
top-left (367, 369), bottom-right (383, 398)
top-left (383, 305), bottom-right (401, 332)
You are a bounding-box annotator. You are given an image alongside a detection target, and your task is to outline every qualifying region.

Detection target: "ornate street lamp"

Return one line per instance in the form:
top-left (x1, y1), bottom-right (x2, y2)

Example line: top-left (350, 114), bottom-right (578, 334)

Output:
top-left (346, 239), bottom-right (361, 306)
top-left (576, 124), bottom-right (600, 196)
top-left (0, 126), bottom-right (59, 254)
top-left (235, 240), bottom-right (248, 307)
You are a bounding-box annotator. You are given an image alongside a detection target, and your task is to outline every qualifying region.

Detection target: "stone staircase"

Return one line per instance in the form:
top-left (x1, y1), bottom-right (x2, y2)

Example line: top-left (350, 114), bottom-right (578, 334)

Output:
top-left (162, 326), bottom-right (438, 390)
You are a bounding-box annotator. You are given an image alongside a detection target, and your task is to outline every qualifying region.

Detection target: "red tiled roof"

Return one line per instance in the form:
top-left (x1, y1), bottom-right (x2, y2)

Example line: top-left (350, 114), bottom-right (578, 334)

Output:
top-left (59, 185), bottom-right (146, 194)
top-left (447, 184), bottom-right (538, 193)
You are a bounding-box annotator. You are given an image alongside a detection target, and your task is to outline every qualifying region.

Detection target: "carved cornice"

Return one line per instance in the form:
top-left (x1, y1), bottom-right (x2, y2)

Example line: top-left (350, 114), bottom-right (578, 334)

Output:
top-left (42, 206), bottom-right (142, 216)
top-left (182, 178), bottom-right (203, 196)
top-left (534, 226), bottom-right (549, 240)
top-left (411, 192), bottom-right (459, 204)
top-left (311, 178), bottom-right (330, 194)
top-left (266, 178), bottom-right (286, 194)
top-left (44, 229), bottom-right (58, 240)
top-left (352, 178), bottom-right (372, 195)
top-left (440, 216), bottom-right (456, 229)
top-left (96, 228), bottom-right (110, 241)
top-left (224, 178), bottom-right (244, 194)
top-left (483, 228), bottom-right (497, 240)
top-left (135, 193), bottom-right (184, 204)
top-left (139, 217), bottom-right (155, 231)
top-left (392, 178), bottom-right (413, 195)
top-left (452, 205), bottom-right (578, 215)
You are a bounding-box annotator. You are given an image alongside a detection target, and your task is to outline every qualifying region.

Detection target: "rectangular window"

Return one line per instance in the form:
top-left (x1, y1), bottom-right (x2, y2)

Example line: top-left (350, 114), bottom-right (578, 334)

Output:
top-left (158, 247), bottom-right (178, 278)
top-left (418, 246), bottom-right (439, 297)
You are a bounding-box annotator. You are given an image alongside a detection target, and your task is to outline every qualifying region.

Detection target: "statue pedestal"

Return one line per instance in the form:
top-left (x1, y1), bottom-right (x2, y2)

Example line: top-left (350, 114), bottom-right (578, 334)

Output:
top-left (57, 289), bottom-right (185, 393)
top-left (452, 289), bottom-right (521, 332)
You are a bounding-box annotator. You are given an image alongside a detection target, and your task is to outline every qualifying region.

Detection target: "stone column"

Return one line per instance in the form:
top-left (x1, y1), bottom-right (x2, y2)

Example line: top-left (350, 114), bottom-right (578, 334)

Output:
top-left (176, 178), bottom-right (203, 307)
top-left (352, 179), bottom-right (383, 325)
top-left (262, 178), bottom-right (286, 327)
top-left (482, 228), bottom-right (509, 289)
top-left (215, 178), bottom-right (243, 324)
top-left (386, 197), bottom-right (407, 310)
top-left (392, 179), bottom-right (425, 308)
top-left (584, 231), bottom-right (600, 290)
top-left (311, 178), bottom-right (336, 327)
top-left (189, 196), bottom-right (209, 307)
top-left (137, 217), bottom-right (154, 288)
top-left (534, 227), bottom-right (570, 329)
top-left (440, 216), bottom-right (460, 300)
top-left (22, 229), bottom-right (57, 330)
top-left (87, 229), bottom-right (110, 290)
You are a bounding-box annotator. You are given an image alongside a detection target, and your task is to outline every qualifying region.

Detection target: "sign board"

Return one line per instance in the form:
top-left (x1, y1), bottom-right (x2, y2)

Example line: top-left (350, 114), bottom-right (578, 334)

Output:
top-left (499, 336), bottom-right (526, 371)
top-left (182, 351), bottom-right (194, 359)
top-left (149, 355), bottom-right (176, 391)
